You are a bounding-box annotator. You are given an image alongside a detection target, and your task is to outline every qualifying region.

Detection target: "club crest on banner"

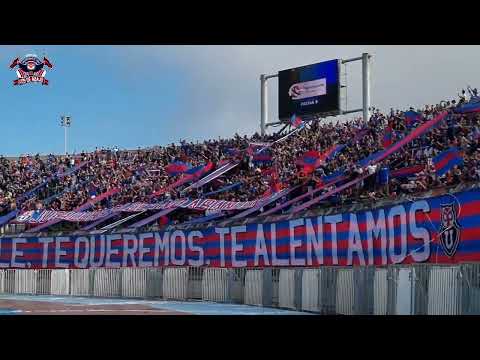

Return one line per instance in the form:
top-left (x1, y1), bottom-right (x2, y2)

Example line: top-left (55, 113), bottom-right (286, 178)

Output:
top-left (9, 54), bottom-right (53, 86)
top-left (439, 203), bottom-right (461, 257)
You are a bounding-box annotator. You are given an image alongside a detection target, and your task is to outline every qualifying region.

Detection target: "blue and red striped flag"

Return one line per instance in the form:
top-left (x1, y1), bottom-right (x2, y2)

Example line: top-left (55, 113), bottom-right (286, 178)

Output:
top-left (290, 114), bottom-right (304, 128)
top-left (405, 110), bottom-right (421, 127)
top-left (326, 144), bottom-right (346, 160)
top-left (455, 101), bottom-right (480, 114)
top-left (391, 164), bottom-right (425, 179)
top-left (185, 162), bottom-right (214, 179)
top-left (383, 126), bottom-right (393, 148)
top-left (357, 150), bottom-right (385, 168)
top-left (253, 152), bottom-right (273, 163)
top-left (165, 161), bottom-right (191, 176)
top-left (473, 127), bottom-right (480, 140)
top-left (296, 150), bottom-right (322, 173)
top-left (433, 148), bottom-right (464, 177)
top-left (224, 148), bottom-right (241, 157)
top-left (246, 143), bottom-right (270, 156)
top-left (321, 170), bottom-right (346, 184)
top-left (217, 159), bottom-right (231, 168)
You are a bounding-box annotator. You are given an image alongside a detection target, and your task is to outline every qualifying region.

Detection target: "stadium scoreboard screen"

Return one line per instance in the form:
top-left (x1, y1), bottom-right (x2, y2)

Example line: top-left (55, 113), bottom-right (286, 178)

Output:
top-left (278, 59), bottom-right (341, 120)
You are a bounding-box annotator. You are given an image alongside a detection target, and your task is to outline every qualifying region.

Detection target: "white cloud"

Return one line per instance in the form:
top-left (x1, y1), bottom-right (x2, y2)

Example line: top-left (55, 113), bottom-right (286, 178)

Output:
top-left (2, 45), bottom-right (479, 151)
top-left (113, 45), bottom-right (480, 143)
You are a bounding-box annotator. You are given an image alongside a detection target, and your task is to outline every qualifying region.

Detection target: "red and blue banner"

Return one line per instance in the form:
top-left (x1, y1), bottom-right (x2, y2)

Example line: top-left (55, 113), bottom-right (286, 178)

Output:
top-left (383, 126), bottom-right (393, 148)
top-left (15, 196), bottom-right (268, 224)
top-left (296, 150), bottom-right (322, 173)
top-left (184, 161), bottom-right (238, 191)
top-left (405, 110), bottom-right (421, 127)
top-left (253, 152), bottom-right (273, 163)
top-left (433, 148), bottom-right (464, 177)
top-left (391, 164), bottom-right (425, 179)
top-left (185, 162), bottom-right (214, 179)
top-left (455, 101), bottom-right (480, 114)
top-left (322, 170), bottom-right (345, 184)
top-left (296, 146), bottom-right (341, 174)
top-left (165, 161), bottom-right (191, 176)
top-left (1, 187), bottom-right (479, 268)
top-left (326, 144), bottom-right (345, 160)
top-left (357, 150), bottom-right (384, 167)
top-left (0, 210), bottom-right (19, 227)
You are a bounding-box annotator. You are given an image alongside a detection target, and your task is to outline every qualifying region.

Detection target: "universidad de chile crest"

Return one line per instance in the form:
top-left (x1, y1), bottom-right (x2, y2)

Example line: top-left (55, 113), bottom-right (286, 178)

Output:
top-left (439, 203), bottom-right (461, 257)
top-left (9, 54), bottom-right (53, 85)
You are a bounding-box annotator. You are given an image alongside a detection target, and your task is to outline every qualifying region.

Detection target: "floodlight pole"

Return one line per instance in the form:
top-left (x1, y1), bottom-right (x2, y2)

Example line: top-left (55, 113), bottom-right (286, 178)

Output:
top-left (260, 73), bottom-right (278, 136)
top-left (362, 52), bottom-right (371, 123)
top-left (260, 74), bottom-right (266, 136)
top-left (60, 116), bottom-right (72, 155)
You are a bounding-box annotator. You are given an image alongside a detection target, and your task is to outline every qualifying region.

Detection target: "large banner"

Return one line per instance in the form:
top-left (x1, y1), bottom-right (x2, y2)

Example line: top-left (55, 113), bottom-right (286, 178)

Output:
top-left (15, 197), bottom-right (267, 224)
top-left (1, 188), bottom-right (478, 268)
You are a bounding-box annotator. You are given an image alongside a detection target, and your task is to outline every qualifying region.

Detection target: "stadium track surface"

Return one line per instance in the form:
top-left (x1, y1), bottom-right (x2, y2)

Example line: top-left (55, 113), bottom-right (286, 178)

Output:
top-left (0, 294), bottom-right (307, 315)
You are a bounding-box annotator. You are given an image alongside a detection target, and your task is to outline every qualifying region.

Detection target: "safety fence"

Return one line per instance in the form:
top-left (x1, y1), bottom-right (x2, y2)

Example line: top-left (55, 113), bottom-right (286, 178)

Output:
top-left (0, 264), bottom-right (479, 314)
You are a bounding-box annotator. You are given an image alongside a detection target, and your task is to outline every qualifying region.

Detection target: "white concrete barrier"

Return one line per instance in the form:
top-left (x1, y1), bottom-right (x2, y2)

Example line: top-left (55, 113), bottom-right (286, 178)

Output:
top-left (122, 268), bottom-right (148, 298)
top-left (336, 268), bottom-right (355, 315)
top-left (36, 270), bottom-right (52, 295)
top-left (0, 270), bottom-right (4, 293)
top-left (51, 270), bottom-right (70, 295)
top-left (318, 267), bottom-right (337, 314)
top-left (14, 269), bottom-right (37, 294)
top-left (245, 270), bottom-right (263, 306)
top-left (374, 268), bottom-right (388, 315)
top-left (188, 267), bottom-right (204, 300)
top-left (163, 267), bottom-right (188, 300)
top-left (279, 269), bottom-right (296, 309)
top-left (229, 269), bottom-right (246, 304)
top-left (202, 268), bottom-right (229, 302)
top-left (70, 269), bottom-right (92, 296)
top-left (93, 269), bottom-right (121, 297)
top-left (145, 268), bottom-right (163, 298)
top-left (4, 270), bottom-right (15, 294)
top-left (428, 266), bottom-right (461, 315)
top-left (302, 269), bottom-right (320, 312)
top-left (396, 267), bottom-right (414, 315)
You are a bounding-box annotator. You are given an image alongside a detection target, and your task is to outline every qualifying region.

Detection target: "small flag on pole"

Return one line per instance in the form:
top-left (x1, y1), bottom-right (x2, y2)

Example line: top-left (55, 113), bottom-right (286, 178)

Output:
top-left (404, 110), bottom-right (421, 127)
top-left (290, 114), bottom-right (304, 128)
top-left (382, 126), bottom-right (393, 148)
top-left (296, 150), bottom-right (322, 174)
top-left (326, 144), bottom-right (346, 161)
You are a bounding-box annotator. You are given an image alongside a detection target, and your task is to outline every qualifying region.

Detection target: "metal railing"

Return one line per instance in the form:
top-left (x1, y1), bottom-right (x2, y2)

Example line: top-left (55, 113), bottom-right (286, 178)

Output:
top-left (0, 263), bottom-right (479, 314)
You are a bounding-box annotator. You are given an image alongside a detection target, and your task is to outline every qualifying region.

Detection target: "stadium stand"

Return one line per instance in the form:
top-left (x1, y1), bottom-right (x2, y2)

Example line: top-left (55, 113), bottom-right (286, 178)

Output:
top-left (1, 88), bottom-right (480, 233)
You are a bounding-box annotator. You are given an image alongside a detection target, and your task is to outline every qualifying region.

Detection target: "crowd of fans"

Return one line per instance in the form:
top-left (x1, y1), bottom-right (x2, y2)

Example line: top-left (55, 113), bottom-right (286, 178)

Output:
top-left (1, 88), bottom-right (479, 229)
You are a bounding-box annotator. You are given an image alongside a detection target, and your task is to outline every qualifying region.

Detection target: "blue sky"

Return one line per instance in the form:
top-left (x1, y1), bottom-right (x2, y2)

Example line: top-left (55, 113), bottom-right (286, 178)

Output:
top-left (0, 46), bottom-right (185, 155)
top-left (0, 45), bottom-right (479, 156)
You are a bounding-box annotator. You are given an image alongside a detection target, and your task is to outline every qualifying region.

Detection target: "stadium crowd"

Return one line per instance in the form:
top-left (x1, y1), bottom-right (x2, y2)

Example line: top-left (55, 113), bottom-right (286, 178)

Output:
top-left (1, 88), bottom-right (480, 229)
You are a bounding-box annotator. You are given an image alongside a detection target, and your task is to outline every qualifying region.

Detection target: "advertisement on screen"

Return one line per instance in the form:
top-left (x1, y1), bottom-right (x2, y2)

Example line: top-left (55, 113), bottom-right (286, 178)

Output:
top-left (278, 59), bottom-right (340, 120)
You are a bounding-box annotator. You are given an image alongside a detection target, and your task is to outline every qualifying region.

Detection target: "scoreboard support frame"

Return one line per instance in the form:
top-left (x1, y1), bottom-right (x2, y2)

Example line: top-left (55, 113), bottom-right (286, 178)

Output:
top-left (260, 53), bottom-right (372, 136)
